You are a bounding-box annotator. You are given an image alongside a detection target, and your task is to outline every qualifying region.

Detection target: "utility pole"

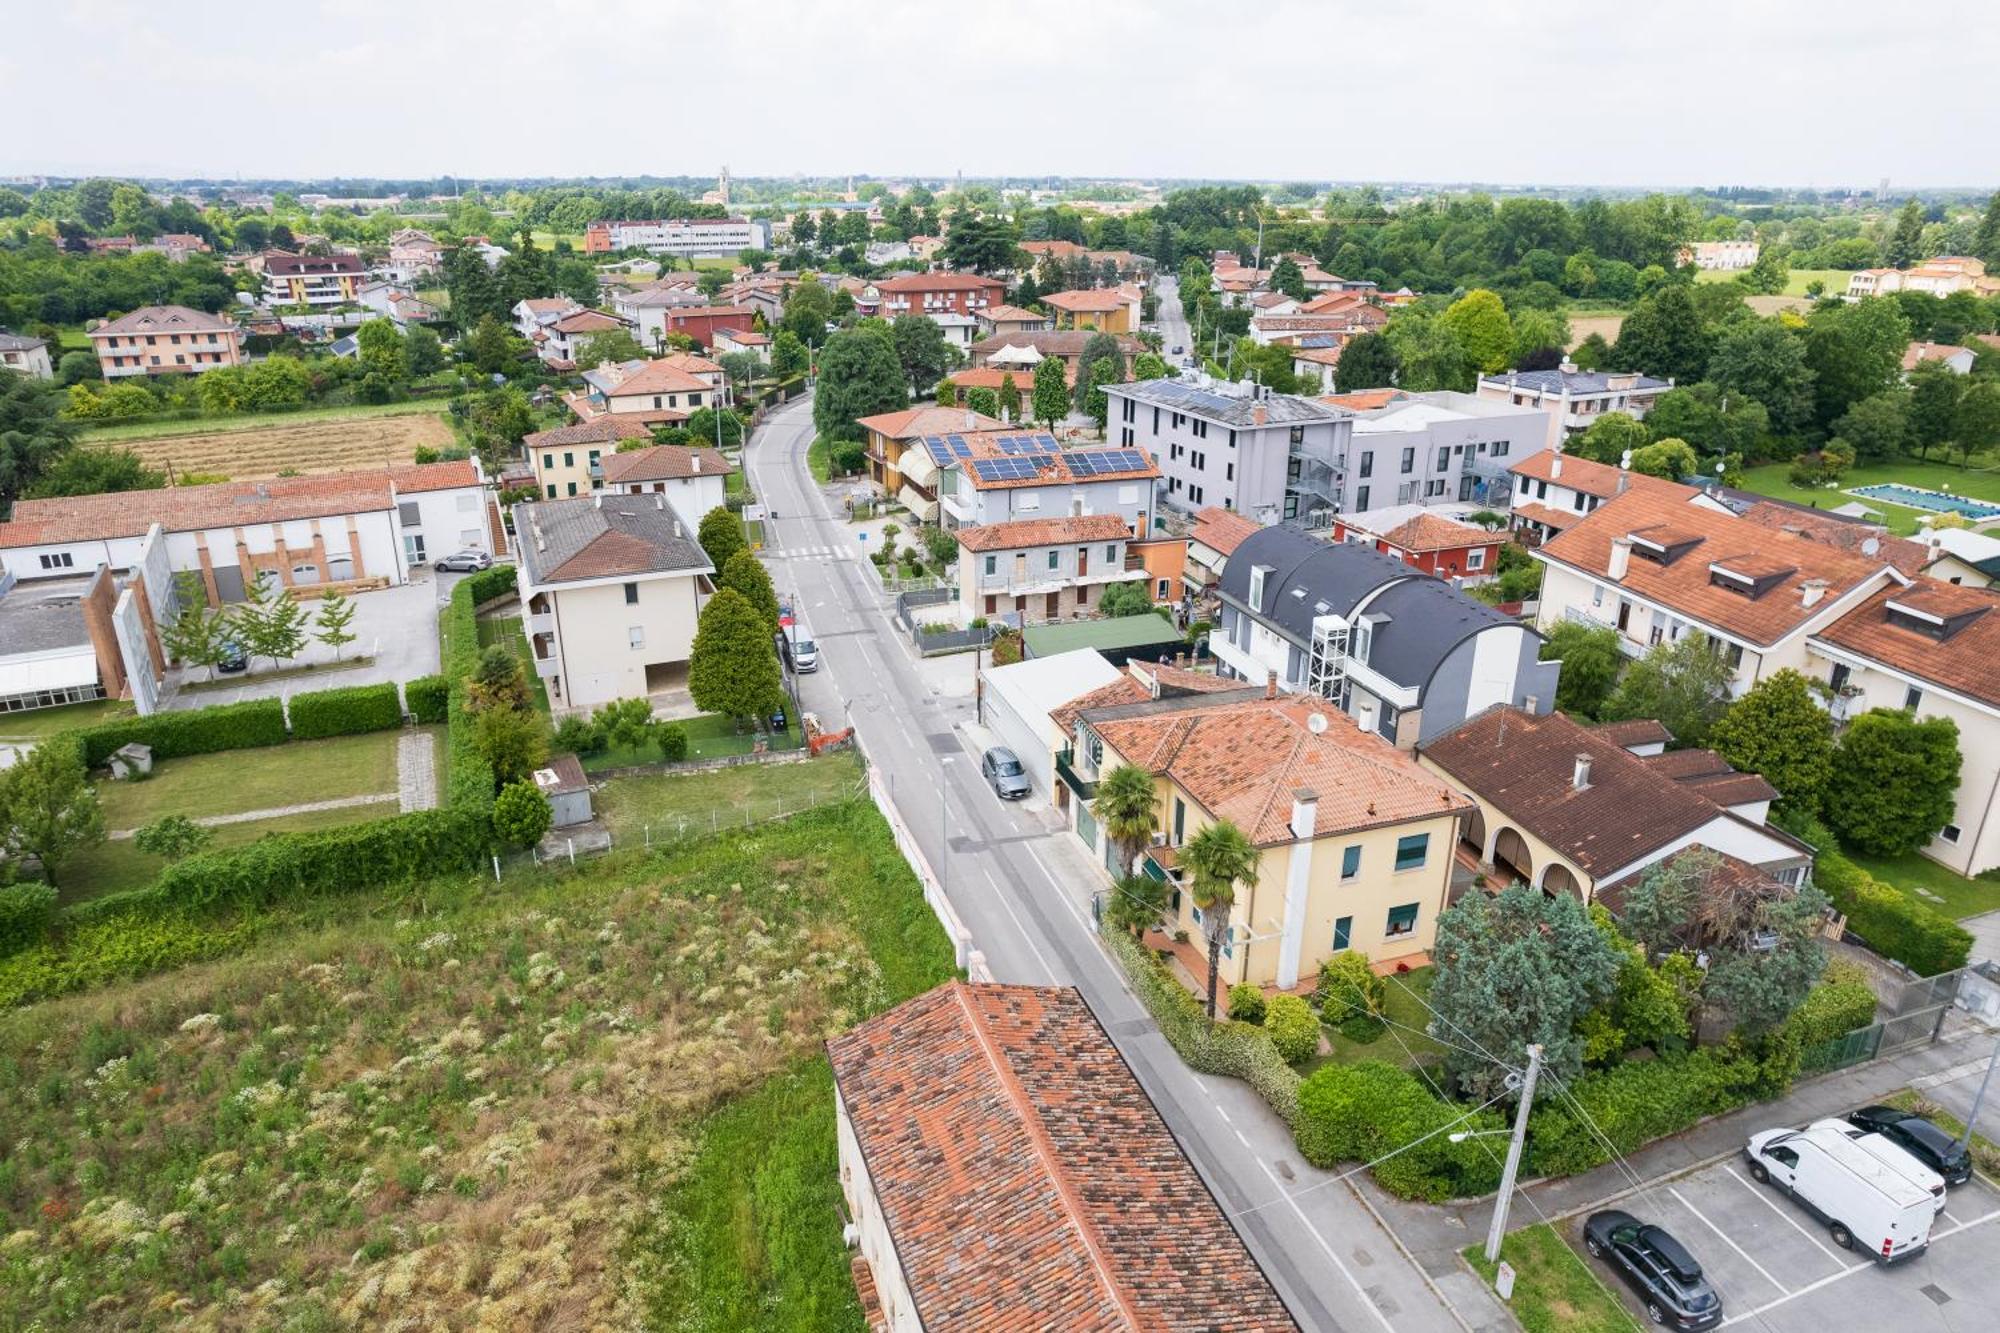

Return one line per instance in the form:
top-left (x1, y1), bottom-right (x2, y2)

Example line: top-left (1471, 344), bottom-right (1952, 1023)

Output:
top-left (1957, 1035), bottom-right (1998, 1156)
top-left (1485, 1043), bottom-right (1544, 1264)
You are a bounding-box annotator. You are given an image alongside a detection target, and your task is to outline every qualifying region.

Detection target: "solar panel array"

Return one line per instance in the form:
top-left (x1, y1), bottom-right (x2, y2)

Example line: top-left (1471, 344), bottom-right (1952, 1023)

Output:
top-left (1065, 449), bottom-right (1149, 476)
top-left (971, 457), bottom-right (1043, 483)
top-left (920, 434), bottom-right (976, 466)
top-left (991, 434), bottom-right (1060, 456)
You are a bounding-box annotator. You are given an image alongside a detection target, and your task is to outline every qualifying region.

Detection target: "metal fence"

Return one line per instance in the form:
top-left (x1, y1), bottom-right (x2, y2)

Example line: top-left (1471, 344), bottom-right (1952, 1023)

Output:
top-left (1800, 965), bottom-right (1969, 1074)
top-left (894, 587), bottom-right (994, 656)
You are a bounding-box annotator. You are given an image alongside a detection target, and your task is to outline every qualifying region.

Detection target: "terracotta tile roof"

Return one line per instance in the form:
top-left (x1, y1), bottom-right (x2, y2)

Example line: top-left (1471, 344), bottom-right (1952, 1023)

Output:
top-left (1050, 662), bottom-right (1244, 737)
top-left (525, 417), bottom-right (659, 449)
top-left (1319, 389), bottom-right (1405, 412)
top-left (599, 444), bottom-right (735, 485)
top-left (946, 365), bottom-right (1067, 391)
top-left (826, 982), bottom-right (1298, 1331)
top-left (1589, 718), bottom-right (1672, 748)
top-left (1289, 345), bottom-right (1345, 366)
top-left (604, 359), bottom-right (714, 399)
top-left (857, 404), bottom-right (1006, 440)
top-left (548, 308), bottom-right (628, 334)
top-left (262, 251), bottom-right (365, 277)
top-left (1378, 512), bottom-right (1490, 553)
top-left (972, 330), bottom-right (1141, 361)
top-left (1902, 341), bottom-right (1972, 370)
top-left (649, 351), bottom-right (724, 376)
top-left (1190, 505), bottom-right (1261, 557)
top-left (1537, 489), bottom-right (1895, 647)
top-left (1508, 450), bottom-right (1697, 501)
top-left (875, 272), bottom-right (1007, 293)
top-left (1301, 291), bottom-right (1368, 314)
top-left (0, 461), bottom-right (477, 548)
top-left (1089, 694), bottom-right (1471, 845)
top-left (518, 298), bottom-right (577, 316)
top-left (954, 513), bottom-right (1130, 553)
top-left (1420, 708), bottom-right (1799, 876)
top-left (88, 304), bottom-right (237, 338)
top-left (979, 304), bottom-right (1047, 324)
top-left (1252, 312), bottom-right (1385, 333)
top-left (1509, 501), bottom-right (1582, 531)
top-left (1812, 580), bottom-right (2000, 710)
top-left (1043, 288), bottom-right (1133, 312)
top-left (1734, 502), bottom-right (1927, 575)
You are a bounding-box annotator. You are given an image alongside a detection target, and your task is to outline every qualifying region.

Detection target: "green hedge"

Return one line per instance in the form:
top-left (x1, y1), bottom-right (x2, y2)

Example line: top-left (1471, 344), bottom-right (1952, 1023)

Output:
top-left (1266, 994), bottom-right (1321, 1066)
top-left (151, 808), bottom-right (490, 911)
top-left (1295, 1061), bottom-right (1504, 1202)
top-left (440, 569), bottom-right (511, 808)
top-left (1526, 1044), bottom-right (1765, 1177)
top-left (73, 698), bottom-right (288, 767)
top-left (1817, 851), bottom-right (1972, 976)
top-left (405, 675), bottom-right (448, 725)
top-left (0, 883), bottom-right (58, 958)
top-left (288, 682), bottom-right (403, 740)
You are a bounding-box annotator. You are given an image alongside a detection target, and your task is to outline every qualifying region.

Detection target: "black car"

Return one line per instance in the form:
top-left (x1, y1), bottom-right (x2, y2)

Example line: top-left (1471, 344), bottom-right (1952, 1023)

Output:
top-left (1848, 1105), bottom-right (1973, 1186)
top-left (1582, 1210), bottom-right (1723, 1330)
top-left (216, 641), bottom-right (249, 674)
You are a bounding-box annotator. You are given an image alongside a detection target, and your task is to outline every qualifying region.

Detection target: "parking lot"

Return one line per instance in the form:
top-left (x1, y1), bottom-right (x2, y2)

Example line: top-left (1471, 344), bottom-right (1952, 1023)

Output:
top-left (1565, 1138), bottom-right (2000, 1330)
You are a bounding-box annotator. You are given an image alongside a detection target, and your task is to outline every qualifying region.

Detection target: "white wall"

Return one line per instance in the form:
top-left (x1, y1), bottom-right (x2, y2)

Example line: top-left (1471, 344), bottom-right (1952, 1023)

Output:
top-left (835, 1086), bottom-right (922, 1332)
top-left (547, 574), bottom-right (704, 709)
top-left (401, 486), bottom-right (494, 562)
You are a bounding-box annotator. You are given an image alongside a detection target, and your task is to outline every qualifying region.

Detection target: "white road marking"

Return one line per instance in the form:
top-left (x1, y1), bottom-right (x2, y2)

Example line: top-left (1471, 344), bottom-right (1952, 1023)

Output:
top-left (1252, 1159), bottom-right (1398, 1333)
top-left (1669, 1185), bottom-right (1789, 1296)
top-left (1723, 1165), bottom-right (1854, 1268)
top-left (1719, 1206), bottom-right (2000, 1327)
top-left (977, 864), bottom-right (1060, 985)
top-left (1214, 1104), bottom-right (1232, 1124)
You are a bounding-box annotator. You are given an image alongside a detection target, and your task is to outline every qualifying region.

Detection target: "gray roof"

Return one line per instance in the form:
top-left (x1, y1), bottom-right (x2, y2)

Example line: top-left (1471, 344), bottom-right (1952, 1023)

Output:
top-left (513, 493), bottom-right (713, 586)
top-left (1481, 368), bottom-right (1670, 395)
top-left (0, 576), bottom-right (98, 656)
top-left (1108, 378), bottom-right (1348, 428)
top-left (1219, 525), bottom-right (1522, 699)
top-left (0, 331), bottom-right (49, 352)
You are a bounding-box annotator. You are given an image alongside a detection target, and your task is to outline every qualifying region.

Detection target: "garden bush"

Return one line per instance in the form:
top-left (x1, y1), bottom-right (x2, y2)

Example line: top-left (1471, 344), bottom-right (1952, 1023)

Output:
top-left (288, 682), bottom-right (402, 740)
top-left (493, 781), bottom-right (553, 848)
top-left (657, 723), bottom-right (689, 763)
top-left (1527, 1044), bottom-right (1764, 1177)
top-left (0, 882), bottom-right (58, 956)
top-left (1265, 994), bottom-right (1321, 1065)
top-left (73, 697), bottom-right (288, 767)
top-left (1227, 982), bottom-right (1267, 1025)
top-left (1784, 961), bottom-right (1880, 1049)
top-left (404, 674), bottom-right (448, 725)
top-left (1816, 850), bottom-right (1971, 976)
top-left (440, 573), bottom-right (502, 808)
top-left (152, 807), bottom-right (491, 911)
top-left (554, 715), bottom-right (605, 756)
top-left (1316, 952), bottom-right (1386, 1021)
top-left (1294, 1060), bottom-right (1503, 1201)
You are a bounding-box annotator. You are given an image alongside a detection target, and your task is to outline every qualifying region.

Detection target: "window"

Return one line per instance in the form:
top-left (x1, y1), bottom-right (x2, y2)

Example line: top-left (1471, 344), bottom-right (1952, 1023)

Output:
top-left (1332, 916), bottom-right (1352, 951)
top-left (563, 452), bottom-right (574, 467)
top-left (38, 552), bottom-right (75, 571)
top-left (1105, 544), bottom-right (1118, 563)
top-left (1904, 685), bottom-right (1923, 712)
top-left (566, 482), bottom-right (578, 496)
top-left (1436, 446), bottom-right (1450, 471)
top-left (1394, 833), bottom-right (1429, 872)
top-left (1467, 549), bottom-right (1485, 571)
top-left (1359, 452), bottom-right (1374, 478)
top-left (1354, 485), bottom-right (1369, 510)
top-left (1341, 845), bottom-right (1361, 881)
top-left (1941, 824), bottom-right (1962, 844)
top-left (1400, 447), bottom-right (1415, 474)
top-left (1047, 550), bottom-right (1060, 571)
top-left (1766, 1145), bottom-right (1799, 1169)
top-left (623, 582), bottom-right (639, 605)
top-left (1156, 578), bottom-right (1169, 598)
top-left (984, 554), bottom-right (997, 576)
top-left (543, 452), bottom-right (556, 470)
top-left (1226, 462), bottom-right (1234, 481)
top-left (1492, 439), bottom-right (1509, 457)
top-left (1172, 798), bottom-right (1186, 845)
top-left (545, 484), bottom-right (557, 498)
top-left (1385, 902), bottom-right (1420, 938)
top-left (628, 626), bottom-right (645, 649)
top-left (1828, 663), bottom-right (1851, 693)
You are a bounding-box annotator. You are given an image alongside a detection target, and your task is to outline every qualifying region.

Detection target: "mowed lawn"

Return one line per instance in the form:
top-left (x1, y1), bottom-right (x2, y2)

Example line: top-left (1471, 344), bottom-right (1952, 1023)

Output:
top-left (1694, 265), bottom-right (1855, 297)
top-left (596, 751), bottom-right (862, 842)
top-left (0, 699), bottom-right (135, 743)
top-left (1734, 457), bottom-right (2000, 535)
top-left (1308, 965), bottom-right (1450, 1070)
top-left (1849, 849), bottom-right (2000, 921)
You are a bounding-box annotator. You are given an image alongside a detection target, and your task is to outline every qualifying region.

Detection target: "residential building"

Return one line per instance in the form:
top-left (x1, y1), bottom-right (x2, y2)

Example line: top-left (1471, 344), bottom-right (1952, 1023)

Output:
top-left (1346, 390), bottom-right (1548, 511)
top-left (0, 562), bottom-right (169, 716)
top-left (354, 281), bottom-right (443, 330)
top-left (1505, 448), bottom-right (1713, 544)
top-left (1249, 291), bottom-right (1302, 318)
top-left (512, 492), bottom-right (715, 711)
top-left (260, 251), bottom-right (366, 307)
top-left (855, 404), bottom-right (1005, 507)
top-left (1250, 307), bottom-right (1386, 347)
top-left (827, 981), bottom-right (1298, 1332)
top-left (874, 271), bottom-right (1006, 320)
top-left (940, 363), bottom-right (1060, 404)
top-left (0, 330), bottom-right (53, 379)
top-left (380, 228), bottom-right (443, 281)
top-left (1037, 657), bottom-right (1241, 794)
top-left (955, 513), bottom-right (1135, 623)
top-left (1061, 686), bottom-right (1472, 984)
top-left (1289, 342), bottom-right (1345, 391)
top-left (653, 303), bottom-right (754, 350)
top-left (512, 296), bottom-right (582, 342)
top-left (980, 649), bottom-right (1128, 800)
top-left (1213, 524), bottom-right (1557, 746)
top-left (135, 233), bottom-right (212, 263)
top-left (1476, 363), bottom-right (1674, 450)
top-left (1105, 377), bottom-right (1350, 523)
top-left (1846, 256), bottom-right (2000, 299)
top-left (1806, 581), bottom-right (2000, 876)
top-left (708, 326), bottom-right (770, 361)
top-left (610, 284), bottom-right (704, 348)
top-left (1902, 341), bottom-right (1975, 375)
top-left (1531, 487), bottom-right (1905, 698)
top-left (0, 460), bottom-right (495, 600)
top-left (581, 217), bottom-right (769, 258)
top-left (524, 417), bottom-right (657, 498)
top-left (969, 329), bottom-right (1140, 378)
top-left (565, 354), bottom-right (726, 429)
top-left (1728, 498), bottom-right (1928, 577)
top-left (974, 303), bottom-right (1051, 336)
top-left (533, 307), bottom-right (634, 369)
top-left (1042, 287), bottom-right (1141, 333)
top-left (1419, 707), bottom-right (1813, 902)
top-left (1679, 240), bottom-right (1760, 270)
top-left (600, 443), bottom-right (733, 518)
top-left (1185, 503), bottom-right (1260, 597)
top-left (86, 305), bottom-right (244, 379)
top-left (1920, 526), bottom-right (2000, 588)
top-left (932, 431), bottom-right (1158, 534)
top-left (1330, 506), bottom-right (1502, 582)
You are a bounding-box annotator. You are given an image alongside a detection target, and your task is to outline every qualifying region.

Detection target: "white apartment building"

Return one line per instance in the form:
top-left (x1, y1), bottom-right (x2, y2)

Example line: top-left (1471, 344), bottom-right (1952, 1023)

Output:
top-left (583, 218), bottom-right (770, 258)
top-left (1476, 363), bottom-right (1674, 451)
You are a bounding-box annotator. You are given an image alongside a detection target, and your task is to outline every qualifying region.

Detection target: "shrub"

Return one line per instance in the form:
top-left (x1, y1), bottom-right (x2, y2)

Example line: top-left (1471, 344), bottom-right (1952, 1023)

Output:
top-left (73, 697), bottom-right (287, 768)
top-left (440, 574), bottom-right (501, 808)
top-left (1227, 983), bottom-right (1267, 1024)
top-left (553, 715), bottom-right (604, 756)
top-left (1266, 994), bottom-right (1321, 1065)
top-left (1785, 960), bottom-right (1880, 1048)
top-left (404, 674), bottom-right (448, 725)
top-left (1295, 1060), bottom-right (1504, 1202)
top-left (151, 808), bottom-right (490, 912)
top-left (492, 781), bottom-right (553, 848)
top-left (657, 723), bottom-right (690, 763)
top-left (1315, 951), bottom-right (1386, 1024)
top-left (1816, 851), bottom-right (1972, 976)
top-left (0, 883), bottom-right (58, 956)
top-left (1527, 1045), bottom-right (1763, 1177)
top-left (288, 682), bottom-right (402, 740)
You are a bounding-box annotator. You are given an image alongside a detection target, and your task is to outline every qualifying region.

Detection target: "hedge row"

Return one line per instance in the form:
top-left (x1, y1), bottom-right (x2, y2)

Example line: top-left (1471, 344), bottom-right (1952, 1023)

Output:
top-left (405, 675), bottom-right (448, 725)
top-left (1817, 851), bottom-right (1972, 977)
top-left (1296, 1061), bottom-right (1505, 1202)
top-left (75, 697), bottom-right (288, 767)
top-left (289, 682), bottom-right (401, 740)
top-left (439, 567), bottom-right (514, 808)
top-left (1526, 1044), bottom-right (1766, 1177)
top-left (148, 808), bottom-right (491, 911)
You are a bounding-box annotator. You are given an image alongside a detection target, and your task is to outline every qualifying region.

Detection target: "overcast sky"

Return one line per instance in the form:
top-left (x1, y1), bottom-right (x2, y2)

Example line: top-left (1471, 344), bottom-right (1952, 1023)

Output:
top-left (8, 0), bottom-right (1996, 189)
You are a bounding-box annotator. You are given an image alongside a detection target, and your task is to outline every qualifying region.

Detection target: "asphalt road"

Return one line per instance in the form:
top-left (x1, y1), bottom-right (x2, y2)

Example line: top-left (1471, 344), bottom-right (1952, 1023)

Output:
top-left (1156, 273), bottom-right (1194, 363)
top-left (748, 394), bottom-right (1487, 1333)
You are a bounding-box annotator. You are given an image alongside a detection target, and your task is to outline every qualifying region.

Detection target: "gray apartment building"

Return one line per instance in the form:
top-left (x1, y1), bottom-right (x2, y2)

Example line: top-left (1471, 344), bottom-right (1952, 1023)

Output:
top-left (1105, 377), bottom-right (1351, 525)
top-left (1344, 391), bottom-right (1550, 513)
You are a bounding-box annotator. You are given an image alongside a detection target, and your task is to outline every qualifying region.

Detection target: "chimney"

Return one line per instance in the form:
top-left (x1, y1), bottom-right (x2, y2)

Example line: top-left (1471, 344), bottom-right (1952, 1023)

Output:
top-left (593, 494), bottom-right (602, 509)
top-left (1800, 578), bottom-right (1829, 609)
top-left (1523, 695), bottom-right (1539, 713)
top-left (1289, 788), bottom-right (1318, 840)
top-left (653, 493), bottom-right (663, 509)
top-left (673, 519), bottom-right (682, 538)
top-left (1608, 536), bottom-right (1632, 582)
top-left (1550, 449), bottom-right (1563, 479)
top-left (691, 454), bottom-right (701, 472)
top-left (1572, 753), bottom-right (1593, 790)
top-left (1559, 358), bottom-right (1578, 374)
top-left (964, 408), bottom-right (974, 429)
top-left (1265, 669), bottom-right (1278, 700)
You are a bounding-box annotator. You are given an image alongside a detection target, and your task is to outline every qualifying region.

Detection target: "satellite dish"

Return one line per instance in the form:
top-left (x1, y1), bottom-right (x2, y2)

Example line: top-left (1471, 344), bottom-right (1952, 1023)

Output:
top-left (1861, 537), bottom-right (1880, 556)
top-left (1307, 712), bottom-right (1329, 734)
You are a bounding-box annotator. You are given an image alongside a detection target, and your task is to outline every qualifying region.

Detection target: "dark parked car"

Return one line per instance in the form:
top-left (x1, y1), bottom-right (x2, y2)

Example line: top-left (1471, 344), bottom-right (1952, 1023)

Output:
top-left (1848, 1105), bottom-right (1973, 1186)
top-left (216, 641), bottom-right (249, 674)
top-left (1583, 1210), bottom-right (1723, 1329)
top-left (434, 549), bottom-right (494, 572)
top-left (980, 746), bottom-right (1031, 800)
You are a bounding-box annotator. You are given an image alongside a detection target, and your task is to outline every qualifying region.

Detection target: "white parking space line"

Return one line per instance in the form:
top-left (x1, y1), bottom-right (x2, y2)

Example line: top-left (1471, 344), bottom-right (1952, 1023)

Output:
top-left (1932, 1206), bottom-right (2000, 1239)
top-left (1668, 1186), bottom-right (1789, 1297)
top-left (1723, 1165), bottom-right (1855, 1269)
top-left (1720, 1205), bottom-right (2000, 1327)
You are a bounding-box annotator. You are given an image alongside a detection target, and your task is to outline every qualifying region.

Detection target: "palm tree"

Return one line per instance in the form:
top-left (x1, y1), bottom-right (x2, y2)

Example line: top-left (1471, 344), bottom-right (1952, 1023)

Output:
top-left (1181, 819), bottom-right (1260, 1019)
top-left (1092, 762), bottom-right (1159, 881)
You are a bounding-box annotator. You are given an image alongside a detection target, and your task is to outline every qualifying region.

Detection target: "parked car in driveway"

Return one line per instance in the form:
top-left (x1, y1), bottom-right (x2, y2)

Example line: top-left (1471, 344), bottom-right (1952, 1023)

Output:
top-left (981, 746), bottom-right (1031, 800)
top-left (1846, 1106), bottom-right (1973, 1187)
top-left (434, 549), bottom-right (494, 572)
top-left (1582, 1210), bottom-right (1724, 1330)
top-left (216, 641), bottom-right (248, 674)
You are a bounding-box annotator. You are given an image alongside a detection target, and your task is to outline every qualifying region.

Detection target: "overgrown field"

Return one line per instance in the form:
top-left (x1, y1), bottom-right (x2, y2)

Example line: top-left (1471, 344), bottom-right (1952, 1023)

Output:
top-left (0, 800), bottom-right (956, 1330)
top-left (85, 405), bottom-right (455, 481)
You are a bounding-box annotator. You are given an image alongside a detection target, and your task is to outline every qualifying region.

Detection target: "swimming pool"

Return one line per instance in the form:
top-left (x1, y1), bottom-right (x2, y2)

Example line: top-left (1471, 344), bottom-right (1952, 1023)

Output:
top-left (1848, 482), bottom-right (2000, 520)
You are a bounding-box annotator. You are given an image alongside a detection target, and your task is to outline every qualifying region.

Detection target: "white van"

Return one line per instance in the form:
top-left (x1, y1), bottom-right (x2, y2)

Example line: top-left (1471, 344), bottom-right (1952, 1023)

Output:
top-left (783, 618), bottom-right (818, 673)
top-left (1808, 1118), bottom-right (1947, 1213)
top-left (1745, 1124), bottom-right (1937, 1264)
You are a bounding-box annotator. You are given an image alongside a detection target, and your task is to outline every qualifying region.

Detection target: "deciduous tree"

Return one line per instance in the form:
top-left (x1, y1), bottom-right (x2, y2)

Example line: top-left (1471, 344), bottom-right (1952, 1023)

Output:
top-left (1825, 708), bottom-right (1961, 855)
top-left (1439, 288), bottom-right (1515, 374)
top-left (1601, 633), bottom-right (1736, 748)
top-left (313, 589), bottom-right (358, 660)
top-left (811, 325), bottom-right (907, 442)
top-left (1538, 621), bottom-right (1622, 719)
top-left (0, 739), bottom-right (104, 889)
top-left (493, 781), bottom-right (554, 847)
top-left (1710, 669), bottom-right (1834, 816)
top-left (134, 813), bottom-right (212, 864)
top-left (1332, 332), bottom-right (1399, 391)
top-left (474, 706), bottom-right (550, 786)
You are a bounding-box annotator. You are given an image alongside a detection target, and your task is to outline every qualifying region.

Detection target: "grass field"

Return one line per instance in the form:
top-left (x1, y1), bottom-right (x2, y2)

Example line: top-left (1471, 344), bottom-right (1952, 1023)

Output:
top-left (596, 751), bottom-right (861, 840)
top-left (1849, 849), bottom-right (2000, 921)
top-left (1695, 265), bottom-right (1855, 297)
top-left (61, 801), bottom-right (400, 903)
top-left (1307, 966), bottom-right (1449, 1071)
top-left (581, 711), bottom-right (805, 773)
top-left (0, 797), bottom-right (951, 1330)
top-left (1465, 1224), bottom-right (1641, 1333)
top-left (0, 698), bottom-right (134, 743)
top-left (1733, 457), bottom-right (2000, 535)
top-left (81, 401), bottom-right (456, 480)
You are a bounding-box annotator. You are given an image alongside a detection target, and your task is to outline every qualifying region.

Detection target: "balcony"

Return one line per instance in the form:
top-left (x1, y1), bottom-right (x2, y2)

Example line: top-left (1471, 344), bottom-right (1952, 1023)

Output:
top-left (526, 612), bottom-right (555, 636)
top-left (1055, 747), bottom-right (1098, 801)
top-left (531, 652), bottom-right (561, 680)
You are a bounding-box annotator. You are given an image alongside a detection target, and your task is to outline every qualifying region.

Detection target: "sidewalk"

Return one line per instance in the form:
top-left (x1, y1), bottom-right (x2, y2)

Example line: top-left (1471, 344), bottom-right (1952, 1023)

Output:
top-left (1368, 1024), bottom-right (1998, 1281)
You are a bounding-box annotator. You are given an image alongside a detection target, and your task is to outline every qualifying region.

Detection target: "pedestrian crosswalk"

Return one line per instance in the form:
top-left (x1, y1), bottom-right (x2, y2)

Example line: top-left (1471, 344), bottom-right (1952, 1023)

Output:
top-left (765, 543), bottom-right (859, 562)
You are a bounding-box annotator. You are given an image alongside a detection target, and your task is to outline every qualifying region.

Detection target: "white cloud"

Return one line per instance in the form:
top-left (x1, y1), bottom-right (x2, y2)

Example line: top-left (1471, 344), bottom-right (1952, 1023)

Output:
top-left (4, 0), bottom-right (1994, 187)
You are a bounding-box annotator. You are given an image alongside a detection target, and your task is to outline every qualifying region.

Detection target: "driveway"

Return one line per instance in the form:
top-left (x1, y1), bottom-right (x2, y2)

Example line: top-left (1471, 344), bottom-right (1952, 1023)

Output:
top-left (158, 568), bottom-right (463, 710)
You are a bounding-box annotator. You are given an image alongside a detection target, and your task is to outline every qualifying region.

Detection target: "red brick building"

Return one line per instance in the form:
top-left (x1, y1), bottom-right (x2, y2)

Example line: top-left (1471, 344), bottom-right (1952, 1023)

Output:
top-left (658, 304), bottom-right (755, 349)
top-left (874, 271), bottom-right (1006, 319)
